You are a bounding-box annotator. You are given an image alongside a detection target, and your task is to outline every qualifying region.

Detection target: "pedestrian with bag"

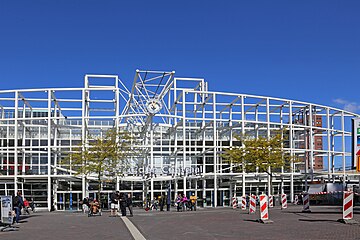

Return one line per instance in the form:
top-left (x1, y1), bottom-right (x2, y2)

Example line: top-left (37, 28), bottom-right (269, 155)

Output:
top-left (13, 191), bottom-right (24, 224)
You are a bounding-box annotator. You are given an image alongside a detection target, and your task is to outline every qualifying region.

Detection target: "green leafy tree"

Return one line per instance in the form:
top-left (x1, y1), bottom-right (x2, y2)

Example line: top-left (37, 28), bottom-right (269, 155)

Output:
top-left (222, 132), bottom-right (296, 195)
top-left (63, 128), bottom-right (134, 203)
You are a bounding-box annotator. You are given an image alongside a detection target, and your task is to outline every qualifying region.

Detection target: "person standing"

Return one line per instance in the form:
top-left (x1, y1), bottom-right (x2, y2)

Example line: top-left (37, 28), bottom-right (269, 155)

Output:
top-left (126, 193), bottom-right (133, 217)
top-left (166, 194), bottom-right (171, 211)
top-left (182, 194), bottom-right (189, 211)
top-left (110, 191), bottom-right (119, 216)
top-left (13, 191), bottom-right (24, 224)
top-left (159, 194), bottom-right (165, 211)
top-left (176, 193), bottom-right (182, 212)
top-left (190, 193), bottom-right (197, 211)
top-left (82, 197), bottom-right (89, 214)
top-left (119, 193), bottom-right (127, 216)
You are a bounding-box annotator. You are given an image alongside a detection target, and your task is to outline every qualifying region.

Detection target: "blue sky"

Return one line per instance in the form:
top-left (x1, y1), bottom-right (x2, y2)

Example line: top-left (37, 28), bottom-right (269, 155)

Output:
top-left (0, 0), bottom-right (359, 113)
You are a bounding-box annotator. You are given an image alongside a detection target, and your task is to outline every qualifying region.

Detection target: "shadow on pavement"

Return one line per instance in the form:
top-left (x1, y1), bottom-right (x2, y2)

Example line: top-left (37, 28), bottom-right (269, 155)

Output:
top-left (19, 215), bottom-right (37, 220)
top-left (299, 219), bottom-right (339, 223)
top-left (243, 219), bottom-right (259, 223)
top-left (286, 211), bottom-right (342, 215)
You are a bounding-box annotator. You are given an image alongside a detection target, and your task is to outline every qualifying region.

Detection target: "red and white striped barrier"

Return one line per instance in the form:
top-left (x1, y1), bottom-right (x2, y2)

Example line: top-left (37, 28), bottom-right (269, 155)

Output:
top-left (294, 195), bottom-right (299, 205)
top-left (342, 191), bottom-right (353, 220)
top-left (302, 192), bottom-right (310, 212)
top-left (259, 194), bottom-right (268, 221)
top-left (232, 195), bottom-right (237, 209)
top-left (249, 195), bottom-right (256, 214)
top-left (241, 196), bottom-right (246, 210)
top-left (268, 195), bottom-right (273, 208)
top-left (281, 194), bottom-right (287, 209)
top-left (310, 191), bottom-right (360, 195)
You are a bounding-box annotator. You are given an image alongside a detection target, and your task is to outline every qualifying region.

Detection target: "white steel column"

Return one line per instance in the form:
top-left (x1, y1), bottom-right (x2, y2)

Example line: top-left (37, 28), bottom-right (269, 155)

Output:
top-left (213, 93), bottom-right (217, 207)
top-left (47, 90), bottom-right (52, 211)
top-left (289, 102), bottom-right (294, 202)
top-left (266, 98), bottom-right (271, 196)
top-left (201, 89), bottom-right (206, 206)
top-left (14, 91), bottom-right (19, 194)
top-left (150, 119), bottom-right (154, 202)
top-left (326, 108), bottom-right (331, 181)
top-left (241, 95), bottom-right (246, 197)
top-left (182, 90), bottom-right (187, 196)
top-left (81, 86), bottom-right (87, 198)
top-left (341, 112), bottom-right (346, 180)
top-left (308, 105), bottom-right (314, 180)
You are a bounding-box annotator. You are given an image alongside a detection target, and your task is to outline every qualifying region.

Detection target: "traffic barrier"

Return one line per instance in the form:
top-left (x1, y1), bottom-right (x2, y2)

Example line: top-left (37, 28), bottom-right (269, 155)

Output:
top-left (302, 192), bottom-right (311, 212)
top-left (260, 194), bottom-right (268, 220)
top-left (268, 195), bottom-right (273, 208)
top-left (338, 191), bottom-right (358, 224)
top-left (232, 195), bottom-right (237, 209)
top-left (241, 196), bottom-right (246, 210)
top-left (294, 195), bottom-right (299, 205)
top-left (249, 194), bottom-right (256, 214)
top-left (342, 191), bottom-right (353, 220)
top-left (281, 194), bottom-right (287, 209)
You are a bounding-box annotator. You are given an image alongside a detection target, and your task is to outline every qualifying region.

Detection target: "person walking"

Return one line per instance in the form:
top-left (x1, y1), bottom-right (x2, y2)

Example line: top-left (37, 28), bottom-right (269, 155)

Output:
top-left (150, 197), bottom-right (158, 210)
top-left (126, 193), bottom-right (133, 217)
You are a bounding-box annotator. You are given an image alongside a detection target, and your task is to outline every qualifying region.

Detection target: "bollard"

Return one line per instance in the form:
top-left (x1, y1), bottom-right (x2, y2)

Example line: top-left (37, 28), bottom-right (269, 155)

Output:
top-left (258, 194), bottom-right (273, 224)
top-left (249, 195), bottom-right (256, 214)
top-left (302, 192), bottom-right (311, 213)
top-left (232, 195), bottom-right (237, 209)
top-left (294, 195), bottom-right (299, 205)
top-left (281, 194), bottom-right (287, 209)
top-left (241, 196), bottom-right (246, 210)
top-left (268, 195), bottom-right (273, 208)
top-left (338, 191), bottom-right (358, 224)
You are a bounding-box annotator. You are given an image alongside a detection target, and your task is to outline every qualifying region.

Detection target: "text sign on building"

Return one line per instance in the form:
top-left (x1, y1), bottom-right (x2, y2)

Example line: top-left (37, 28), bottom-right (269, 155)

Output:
top-left (353, 118), bottom-right (360, 172)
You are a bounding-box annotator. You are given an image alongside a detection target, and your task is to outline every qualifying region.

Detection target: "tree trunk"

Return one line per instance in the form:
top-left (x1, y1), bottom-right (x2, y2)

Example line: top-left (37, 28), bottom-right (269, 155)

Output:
top-left (98, 172), bottom-right (101, 205)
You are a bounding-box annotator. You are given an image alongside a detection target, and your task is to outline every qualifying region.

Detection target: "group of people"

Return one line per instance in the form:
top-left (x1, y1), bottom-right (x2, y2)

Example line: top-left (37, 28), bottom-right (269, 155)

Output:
top-left (148, 194), bottom-right (171, 211)
top-left (176, 193), bottom-right (197, 212)
top-left (81, 197), bottom-right (101, 215)
top-left (80, 192), bottom-right (133, 217)
top-left (12, 191), bottom-right (35, 224)
top-left (109, 191), bottom-right (133, 217)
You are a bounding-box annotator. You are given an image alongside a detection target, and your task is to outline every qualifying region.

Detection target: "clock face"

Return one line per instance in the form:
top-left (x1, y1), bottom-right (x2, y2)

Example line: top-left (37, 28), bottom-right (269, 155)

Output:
top-left (146, 99), bottom-right (162, 114)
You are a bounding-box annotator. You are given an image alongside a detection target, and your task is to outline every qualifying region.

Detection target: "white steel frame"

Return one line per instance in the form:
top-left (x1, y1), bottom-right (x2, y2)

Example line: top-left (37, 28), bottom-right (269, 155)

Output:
top-left (0, 70), bottom-right (359, 211)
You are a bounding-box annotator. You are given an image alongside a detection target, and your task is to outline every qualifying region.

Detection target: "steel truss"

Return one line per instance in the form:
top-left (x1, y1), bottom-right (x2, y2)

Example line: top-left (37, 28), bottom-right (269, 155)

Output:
top-left (0, 70), bottom-right (359, 211)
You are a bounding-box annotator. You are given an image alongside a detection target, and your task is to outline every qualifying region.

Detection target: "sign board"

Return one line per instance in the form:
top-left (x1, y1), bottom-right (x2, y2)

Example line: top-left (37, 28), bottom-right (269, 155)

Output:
top-left (353, 118), bottom-right (360, 171)
top-left (0, 195), bottom-right (13, 225)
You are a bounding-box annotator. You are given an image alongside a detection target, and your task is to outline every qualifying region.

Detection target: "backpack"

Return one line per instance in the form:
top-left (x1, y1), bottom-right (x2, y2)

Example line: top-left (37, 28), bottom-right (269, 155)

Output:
top-left (14, 196), bottom-right (20, 207)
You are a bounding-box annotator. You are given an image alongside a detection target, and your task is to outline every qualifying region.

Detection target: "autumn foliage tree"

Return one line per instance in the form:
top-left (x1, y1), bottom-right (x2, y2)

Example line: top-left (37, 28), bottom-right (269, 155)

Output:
top-left (63, 128), bottom-right (134, 203)
top-left (222, 132), bottom-right (296, 194)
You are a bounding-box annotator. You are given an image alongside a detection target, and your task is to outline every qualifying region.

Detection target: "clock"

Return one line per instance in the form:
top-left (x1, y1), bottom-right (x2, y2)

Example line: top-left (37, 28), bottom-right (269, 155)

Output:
top-left (146, 98), bottom-right (162, 114)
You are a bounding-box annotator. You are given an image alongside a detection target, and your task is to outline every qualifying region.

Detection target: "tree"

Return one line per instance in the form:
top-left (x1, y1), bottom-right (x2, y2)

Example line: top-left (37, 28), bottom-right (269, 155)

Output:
top-left (222, 132), bottom-right (296, 195)
top-left (63, 128), bottom-right (134, 203)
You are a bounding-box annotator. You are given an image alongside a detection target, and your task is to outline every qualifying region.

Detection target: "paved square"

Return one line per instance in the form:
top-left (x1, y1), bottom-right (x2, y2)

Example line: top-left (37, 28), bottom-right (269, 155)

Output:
top-left (2, 205), bottom-right (360, 240)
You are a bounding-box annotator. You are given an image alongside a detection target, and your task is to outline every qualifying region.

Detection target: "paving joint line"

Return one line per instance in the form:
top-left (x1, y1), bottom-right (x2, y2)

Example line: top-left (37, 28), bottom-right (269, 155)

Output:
top-left (121, 216), bottom-right (146, 240)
